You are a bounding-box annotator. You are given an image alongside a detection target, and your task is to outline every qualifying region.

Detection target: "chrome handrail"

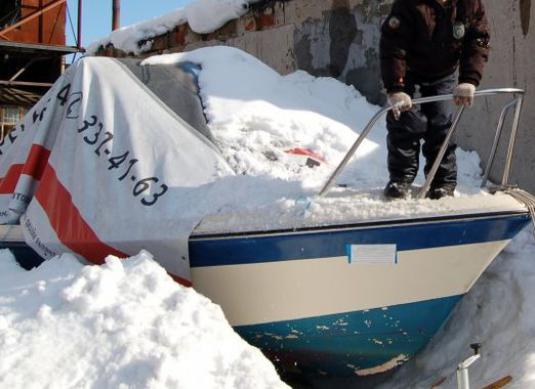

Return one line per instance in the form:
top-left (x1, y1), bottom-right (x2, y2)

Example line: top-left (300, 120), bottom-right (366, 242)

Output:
top-left (318, 88), bottom-right (525, 197)
top-left (417, 105), bottom-right (465, 199)
top-left (480, 99), bottom-right (518, 187)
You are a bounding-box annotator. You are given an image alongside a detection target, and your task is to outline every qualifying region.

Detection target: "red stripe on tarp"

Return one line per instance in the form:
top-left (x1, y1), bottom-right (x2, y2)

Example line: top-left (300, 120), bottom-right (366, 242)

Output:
top-left (0, 164), bottom-right (24, 194)
top-left (169, 272), bottom-right (193, 287)
top-left (33, 163), bottom-right (193, 286)
top-left (22, 144), bottom-right (51, 179)
top-left (35, 164), bottom-right (128, 264)
top-left (0, 145), bottom-right (51, 194)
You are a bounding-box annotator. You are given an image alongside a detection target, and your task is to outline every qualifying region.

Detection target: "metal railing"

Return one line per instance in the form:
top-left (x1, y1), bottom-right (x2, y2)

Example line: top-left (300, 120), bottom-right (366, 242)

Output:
top-left (318, 88), bottom-right (525, 198)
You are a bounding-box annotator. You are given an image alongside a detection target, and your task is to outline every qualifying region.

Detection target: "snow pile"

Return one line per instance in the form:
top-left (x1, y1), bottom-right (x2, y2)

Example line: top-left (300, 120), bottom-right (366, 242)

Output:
top-left (88, 0), bottom-right (258, 55)
top-left (142, 47), bottom-right (493, 233)
top-left (380, 226), bottom-right (535, 388)
top-left (0, 250), bottom-right (288, 389)
top-left (144, 47), bottom-right (370, 184)
top-left (143, 47), bottom-right (484, 192)
top-left (187, 0), bottom-right (255, 34)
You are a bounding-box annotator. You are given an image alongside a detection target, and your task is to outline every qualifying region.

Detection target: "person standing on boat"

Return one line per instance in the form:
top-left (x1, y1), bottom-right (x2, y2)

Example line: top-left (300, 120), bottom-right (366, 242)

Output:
top-left (380, 0), bottom-right (490, 199)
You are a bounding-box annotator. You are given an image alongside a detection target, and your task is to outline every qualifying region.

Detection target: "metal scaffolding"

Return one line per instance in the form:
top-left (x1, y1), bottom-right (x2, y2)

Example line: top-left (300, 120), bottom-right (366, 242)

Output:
top-left (0, 0), bottom-right (84, 108)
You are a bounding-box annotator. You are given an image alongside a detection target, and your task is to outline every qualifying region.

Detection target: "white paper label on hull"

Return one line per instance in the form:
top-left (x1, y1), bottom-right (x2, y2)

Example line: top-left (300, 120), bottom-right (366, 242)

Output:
top-left (348, 244), bottom-right (398, 264)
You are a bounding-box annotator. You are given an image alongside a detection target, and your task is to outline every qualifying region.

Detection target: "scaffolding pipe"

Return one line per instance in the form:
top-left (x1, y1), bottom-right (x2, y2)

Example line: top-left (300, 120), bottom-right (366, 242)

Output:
top-left (77, 0), bottom-right (83, 48)
top-left (112, 0), bottom-right (121, 31)
top-left (0, 80), bottom-right (53, 87)
top-left (8, 58), bottom-right (38, 82)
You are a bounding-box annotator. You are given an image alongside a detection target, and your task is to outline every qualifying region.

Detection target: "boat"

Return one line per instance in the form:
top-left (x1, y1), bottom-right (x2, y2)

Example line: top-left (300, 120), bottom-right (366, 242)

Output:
top-left (2, 189), bottom-right (532, 377)
top-left (1, 55), bottom-right (534, 377)
top-left (192, 200), bottom-right (530, 376)
top-left (191, 86), bottom-right (534, 377)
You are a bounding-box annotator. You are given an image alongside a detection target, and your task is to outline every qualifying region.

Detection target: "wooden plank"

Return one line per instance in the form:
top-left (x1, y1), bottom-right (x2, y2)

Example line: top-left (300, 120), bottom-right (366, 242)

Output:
top-left (481, 375), bottom-right (513, 389)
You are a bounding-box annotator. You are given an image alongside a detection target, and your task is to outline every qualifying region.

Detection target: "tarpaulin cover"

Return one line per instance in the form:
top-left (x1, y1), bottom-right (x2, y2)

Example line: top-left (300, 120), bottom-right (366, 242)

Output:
top-left (0, 57), bottom-right (234, 284)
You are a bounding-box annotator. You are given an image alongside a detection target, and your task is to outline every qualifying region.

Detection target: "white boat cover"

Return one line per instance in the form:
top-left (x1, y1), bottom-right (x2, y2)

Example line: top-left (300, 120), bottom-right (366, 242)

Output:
top-left (0, 57), bottom-right (234, 284)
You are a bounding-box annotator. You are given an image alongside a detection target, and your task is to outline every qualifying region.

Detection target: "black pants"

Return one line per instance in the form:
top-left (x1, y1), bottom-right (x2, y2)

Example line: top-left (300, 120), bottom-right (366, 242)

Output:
top-left (386, 72), bottom-right (457, 188)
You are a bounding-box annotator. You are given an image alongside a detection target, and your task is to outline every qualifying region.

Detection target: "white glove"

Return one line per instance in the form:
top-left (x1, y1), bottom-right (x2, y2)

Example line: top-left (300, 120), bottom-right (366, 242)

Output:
top-left (388, 92), bottom-right (412, 120)
top-left (454, 83), bottom-right (476, 107)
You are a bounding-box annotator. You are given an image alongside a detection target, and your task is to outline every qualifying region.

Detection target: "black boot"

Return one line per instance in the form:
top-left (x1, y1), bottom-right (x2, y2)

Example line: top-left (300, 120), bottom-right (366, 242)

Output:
top-left (384, 181), bottom-right (411, 199)
top-left (427, 185), bottom-right (455, 200)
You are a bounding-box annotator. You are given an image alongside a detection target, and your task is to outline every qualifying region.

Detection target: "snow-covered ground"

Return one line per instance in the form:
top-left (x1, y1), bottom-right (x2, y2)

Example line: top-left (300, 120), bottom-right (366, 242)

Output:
top-left (1, 42), bottom-right (534, 387)
top-left (0, 250), bottom-right (289, 389)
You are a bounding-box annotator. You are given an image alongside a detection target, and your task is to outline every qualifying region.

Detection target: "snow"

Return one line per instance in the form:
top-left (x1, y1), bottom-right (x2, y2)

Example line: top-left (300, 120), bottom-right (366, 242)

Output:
top-left (143, 46), bottom-right (483, 193)
top-left (142, 47), bottom-right (520, 234)
top-left (87, 0), bottom-right (258, 55)
top-left (143, 47), bottom-right (381, 185)
top-left (0, 249), bottom-right (289, 389)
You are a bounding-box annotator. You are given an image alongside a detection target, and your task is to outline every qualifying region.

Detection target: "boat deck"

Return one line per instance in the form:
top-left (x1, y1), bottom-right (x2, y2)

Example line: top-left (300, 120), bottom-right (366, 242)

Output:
top-left (193, 191), bottom-right (527, 236)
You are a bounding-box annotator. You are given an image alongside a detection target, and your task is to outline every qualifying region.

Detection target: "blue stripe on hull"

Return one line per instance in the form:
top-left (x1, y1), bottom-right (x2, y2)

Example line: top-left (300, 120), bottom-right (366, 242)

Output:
top-left (190, 214), bottom-right (529, 267)
top-left (0, 243), bottom-right (44, 270)
top-left (235, 295), bottom-right (462, 376)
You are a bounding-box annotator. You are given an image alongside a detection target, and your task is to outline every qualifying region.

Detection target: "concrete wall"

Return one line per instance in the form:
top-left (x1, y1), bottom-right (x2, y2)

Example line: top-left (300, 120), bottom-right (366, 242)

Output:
top-left (456, 0), bottom-right (535, 192)
top-left (111, 0), bottom-right (391, 105)
top-left (101, 0), bottom-right (535, 192)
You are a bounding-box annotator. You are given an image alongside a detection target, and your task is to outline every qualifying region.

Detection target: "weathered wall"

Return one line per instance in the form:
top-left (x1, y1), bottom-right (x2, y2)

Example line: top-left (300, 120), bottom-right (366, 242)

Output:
top-left (119, 0), bottom-right (391, 105)
top-left (104, 0), bottom-right (535, 192)
top-left (456, 0), bottom-right (535, 192)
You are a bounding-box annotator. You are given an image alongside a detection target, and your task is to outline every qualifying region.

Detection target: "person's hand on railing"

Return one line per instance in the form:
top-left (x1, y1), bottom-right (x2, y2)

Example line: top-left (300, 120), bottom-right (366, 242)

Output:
top-left (454, 83), bottom-right (476, 107)
top-left (388, 92), bottom-right (412, 120)
top-left (319, 88), bottom-right (523, 197)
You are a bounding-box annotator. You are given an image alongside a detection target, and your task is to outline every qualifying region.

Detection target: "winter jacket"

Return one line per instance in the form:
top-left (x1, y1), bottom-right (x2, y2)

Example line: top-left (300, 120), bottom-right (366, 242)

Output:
top-left (380, 0), bottom-right (490, 93)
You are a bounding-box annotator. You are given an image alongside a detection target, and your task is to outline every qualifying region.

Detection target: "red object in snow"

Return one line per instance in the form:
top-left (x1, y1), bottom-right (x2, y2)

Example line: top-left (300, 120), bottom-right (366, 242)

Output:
top-left (285, 147), bottom-right (326, 169)
top-left (285, 148), bottom-right (326, 163)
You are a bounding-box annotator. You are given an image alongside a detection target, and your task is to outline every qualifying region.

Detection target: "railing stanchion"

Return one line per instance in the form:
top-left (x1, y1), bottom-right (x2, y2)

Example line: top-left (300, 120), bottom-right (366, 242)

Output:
top-left (481, 100), bottom-right (517, 188)
top-left (318, 109), bottom-right (388, 196)
top-left (418, 105), bottom-right (465, 199)
top-left (317, 88), bottom-right (525, 198)
top-left (502, 95), bottom-right (524, 186)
